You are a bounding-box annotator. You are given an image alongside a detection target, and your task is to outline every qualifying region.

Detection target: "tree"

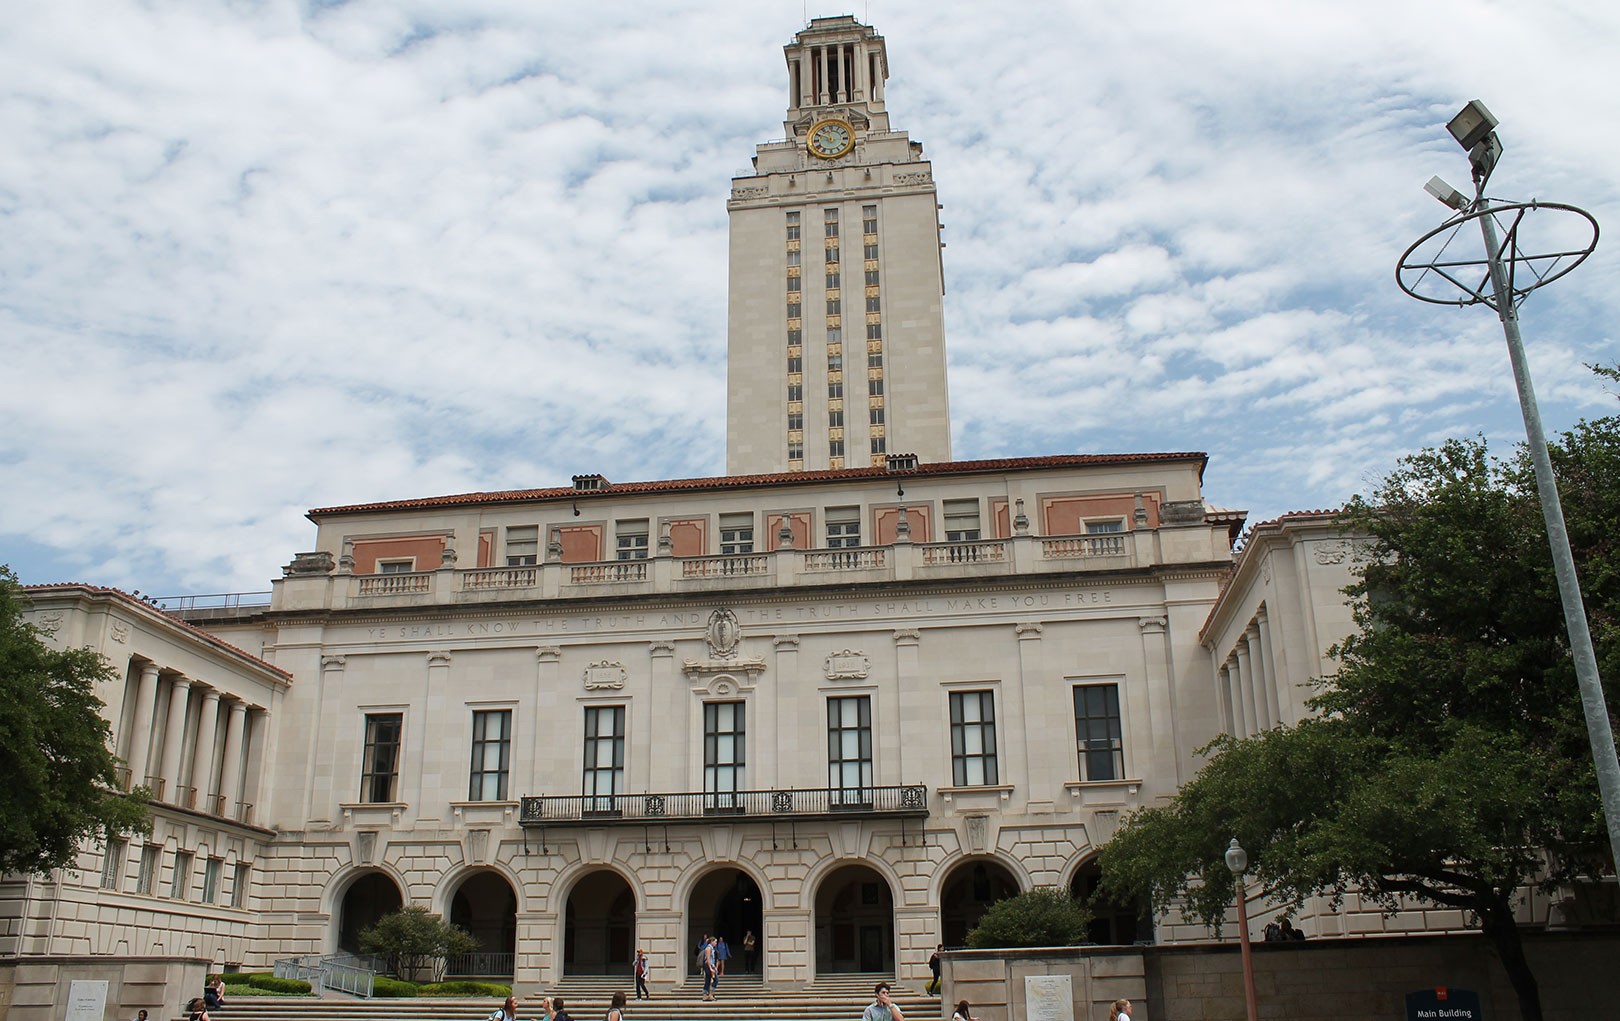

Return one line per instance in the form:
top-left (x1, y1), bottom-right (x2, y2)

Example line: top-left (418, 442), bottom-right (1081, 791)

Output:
top-left (359, 905), bottom-right (479, 982)
top-left (0, 567), bottom-right (150, 874)
top-left (1098, 383), bottom-right (1620, 1021)
top-left (965, 889), bottom-right (1092, 949)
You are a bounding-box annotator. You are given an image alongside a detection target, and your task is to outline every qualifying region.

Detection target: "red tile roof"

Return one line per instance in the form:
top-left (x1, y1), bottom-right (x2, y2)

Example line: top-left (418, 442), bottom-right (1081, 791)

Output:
top-left (22, 583), bottom-right (291, 681)
top-left (307, 452), bottom-right (1210, 518)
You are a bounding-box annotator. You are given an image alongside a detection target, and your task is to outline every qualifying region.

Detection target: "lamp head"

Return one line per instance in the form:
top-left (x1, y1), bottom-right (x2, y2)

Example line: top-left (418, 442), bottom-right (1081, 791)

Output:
top-left (1424, 175), bottom-right (1470, 211)
top-left (1446, 100), bottom-right (1499, 152)
top-left (1224, 836), bottom-right (1248, 875)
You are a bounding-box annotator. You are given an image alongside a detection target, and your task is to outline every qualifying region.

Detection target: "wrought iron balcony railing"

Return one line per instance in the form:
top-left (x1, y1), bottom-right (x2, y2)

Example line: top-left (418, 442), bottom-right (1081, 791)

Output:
top-left (519, 785), bottom-right (927, 827)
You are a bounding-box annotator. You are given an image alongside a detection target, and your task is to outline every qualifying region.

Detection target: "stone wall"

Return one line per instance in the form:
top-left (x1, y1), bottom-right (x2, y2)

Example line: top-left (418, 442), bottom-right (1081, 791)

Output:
top-left (940, 932), bottom-right (1620, 1021)
top-left (0, 955), bottom-right (208, 1021)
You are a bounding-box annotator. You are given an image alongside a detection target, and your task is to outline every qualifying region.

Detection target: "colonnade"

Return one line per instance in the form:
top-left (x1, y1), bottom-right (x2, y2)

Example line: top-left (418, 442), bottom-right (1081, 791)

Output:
top-left (1216, 609), bottom-right (1285, 737)
top-left (122, 658), bottom-right (268, 823)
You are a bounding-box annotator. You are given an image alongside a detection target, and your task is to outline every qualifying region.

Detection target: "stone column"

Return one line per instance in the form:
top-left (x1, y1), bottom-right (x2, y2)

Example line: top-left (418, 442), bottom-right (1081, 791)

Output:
top-left (1139, 616), bottom-right (1175, 777)
top-left (191, 689), bottom-right (223, 811)
top-left (1012, 623), bottom-right (1043, 790)
top-left (218, 701), bottom-right (248, 820)
top-left (1228, 652), bottom-right (1250, 736)
top-left (126, 662), bottom-right (161, 789)
top-left (772, 637), bottom-right (801, 788)
top-left (1256, 609), bottom-right (1285, 727)
top-left (158, 675), bottom-right (193, 803)
top-left (1246, 625), bottom-right (1273, 731)
top-left (1215, 663), bottom-right (1235, 736)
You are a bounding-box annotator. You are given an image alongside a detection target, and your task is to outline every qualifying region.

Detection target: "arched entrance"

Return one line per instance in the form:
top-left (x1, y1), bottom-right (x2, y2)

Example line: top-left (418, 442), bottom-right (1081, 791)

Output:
top-left (1071, 858), bottom-right (1153, 945)
top-left (814, 863), bottom-right (894, 974)
top-left (564, 870), bottom-right (636, 975)
top-left (337, 871), bottom-right (403, 953)
top-left (449, 870), bottom-right (518, 978)
top-left (685, 868), bottom-right (764, 977)
top-left (939, 858), bottom-right (1020, 947)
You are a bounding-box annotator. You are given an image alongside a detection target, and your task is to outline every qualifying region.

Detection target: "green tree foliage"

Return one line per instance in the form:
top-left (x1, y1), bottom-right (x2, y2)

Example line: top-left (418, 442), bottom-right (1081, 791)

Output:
top-left (1098, 378), bottom-right (1620, 1021)
top-left (358, 905), bottom-right (479, 983)
top-left (964, 889), bottom-right (1092, 949)
top-left (0, 567), bottom-right (150, 874)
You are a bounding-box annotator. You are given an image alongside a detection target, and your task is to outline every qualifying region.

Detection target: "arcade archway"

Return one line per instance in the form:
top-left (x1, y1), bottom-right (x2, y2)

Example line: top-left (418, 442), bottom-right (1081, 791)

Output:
top-left (685, 868), bottom-right (764, 976)
top-left (564, 870), bottom-right (636, 975)
top-left (1071, 858), bottom-right (1153, 945)
top-left (939, 858), bottom-right (1020, 946)
top-left (337, 871), bottom-right (403, 954)
top-left (449, 870), bottom-right (517, 978)
top-left (814, 863), bottom-right (895, 974)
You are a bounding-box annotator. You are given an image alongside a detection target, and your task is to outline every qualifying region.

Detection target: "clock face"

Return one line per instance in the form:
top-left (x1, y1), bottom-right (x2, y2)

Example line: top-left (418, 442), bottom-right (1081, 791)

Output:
top-left (808, 119), bottom-right (855, 159)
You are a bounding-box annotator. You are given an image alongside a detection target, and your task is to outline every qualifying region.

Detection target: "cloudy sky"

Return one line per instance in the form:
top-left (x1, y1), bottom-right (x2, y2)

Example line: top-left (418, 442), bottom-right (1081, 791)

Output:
top-left (3, 1), bottom-right (1617, 597)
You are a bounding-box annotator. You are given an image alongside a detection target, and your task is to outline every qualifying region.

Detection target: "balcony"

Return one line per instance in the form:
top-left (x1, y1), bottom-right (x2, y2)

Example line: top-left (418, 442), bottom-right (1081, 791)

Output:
top-left (263, 525), bottom-right (1225, 613)
top-left (519, 784), bottom-right (928, 828)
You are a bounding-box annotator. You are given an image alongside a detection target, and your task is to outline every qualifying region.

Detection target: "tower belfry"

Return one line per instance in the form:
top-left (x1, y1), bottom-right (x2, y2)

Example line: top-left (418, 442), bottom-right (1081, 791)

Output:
top-left (726, 16), bottom-right (951, 475)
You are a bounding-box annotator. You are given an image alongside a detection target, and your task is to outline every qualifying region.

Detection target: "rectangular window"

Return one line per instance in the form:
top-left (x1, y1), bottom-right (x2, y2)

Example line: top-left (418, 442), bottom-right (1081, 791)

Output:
top-left (1086, 519), bottom-right (1126, 533)
top-left (827, 298), bottom-right (841, 315)
top-left (231, 862), bottom-right (251, 908)
top-left (828, 352), bottom-right (843, 371)
top-left (787, 275), bottom-right (801, 292)
top-left (824, 211), bottom-right (839, 237)
top-left (171, 850), bottom-right (193, 900)
top-left (704, 701), bottom-right (747, 809)
top-left (828, 408), bottom-right (844, 428)
top-left (829, 439), bottom-right (845, 458)
top-left (864, 243), bottom-right (878, 259)
top-left (950, 691), bottom-right (999, 786)
top-left (788, 328), bottom-right (802, 345)
top-left (787, 384), bottom-right (803, 403)
top-left (945, 499), bottom-right (982, 542)
top-left (863, 205), bottom-right (877, 234)
top-left (1075, 685), bottom-right (1125, 781)
top-left (826, 271), bottom-right (841, 289)
top-left (866, 322), bottom-right (882, 340)
top-left (866, 295), bottom-right (882, 313)
top-left (616, 520), bottom-right (650, 560)
top-left (720, 513), bottom-right (754, 555)
top-left (787, 248), bottom-right (801, 266)
top-left (868, 350), bottom-right (884, 368)
top-left (137, 844), bottom-right (159, 895)
top-left (825, 244), bottom-right (840, 262)
top-left (827, 326), bottom-right (842, 343)
top-left (361, 712), bottom-right (404, 803)
top-left (827, 696), bottom-right (873, 804)
top-left (101, 839), bottom-right (126, 890)
top-left (869, 377), bottom-right (884, 396)
top-left (788, 441), bottom-right (804, 460)
top-left (376, 558), bottom-right (414, 574)
top-left (870, 406), bottom-right (885, 425)
top-left (826, 506), bottom-right (861, 548)
top-left (787, 412), bottom-right (804, 431)
top-left (787, 300), bottom-right (802, 318)
top-left (506, 525), bottom-right (538, 566)
top-left (865, 269), bottom-right (880, 286)
top-left (787, 355), bottom-right (803, 373)
top-left (871, 436), bottom-right (887, 454)
top-left (202, 857), bottom-right (222, 903)
top-left (786, 211), bottom-right (801, 241)
top-left (583, 706), bottom-right (625, 812)
top-left (828, 381), bottom-right (843, 399)
top-left (469, 709), bottom-right (512, 801)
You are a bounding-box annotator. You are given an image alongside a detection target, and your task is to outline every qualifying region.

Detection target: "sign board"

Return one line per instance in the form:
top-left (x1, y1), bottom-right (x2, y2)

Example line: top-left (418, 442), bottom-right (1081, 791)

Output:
top-left (1024, 974), bottom-right (1074, 1021)
top-left (1406, 987), bottom-right (1484, 1021)
top-left (66, 980), bottom-right (109, 1021)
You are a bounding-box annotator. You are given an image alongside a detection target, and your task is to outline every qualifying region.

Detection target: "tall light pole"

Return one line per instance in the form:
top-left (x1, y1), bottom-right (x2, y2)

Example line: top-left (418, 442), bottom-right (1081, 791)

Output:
top-left (1397, 100), bottom-right (1620, 869)
top-left (1224, 837), bottom-right (1259, 1021)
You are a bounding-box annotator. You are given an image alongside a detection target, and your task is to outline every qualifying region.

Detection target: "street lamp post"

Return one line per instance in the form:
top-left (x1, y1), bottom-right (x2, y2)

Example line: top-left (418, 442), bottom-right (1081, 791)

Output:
top-left (1397, 101), bottom-right (1620, 869)
top-left (1225, 837), bottom-right (1259, 1021)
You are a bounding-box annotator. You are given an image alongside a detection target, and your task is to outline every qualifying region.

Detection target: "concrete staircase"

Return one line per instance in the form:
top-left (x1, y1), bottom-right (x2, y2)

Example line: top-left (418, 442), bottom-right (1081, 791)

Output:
top-left (213, 974), bottom-right (939, 1021)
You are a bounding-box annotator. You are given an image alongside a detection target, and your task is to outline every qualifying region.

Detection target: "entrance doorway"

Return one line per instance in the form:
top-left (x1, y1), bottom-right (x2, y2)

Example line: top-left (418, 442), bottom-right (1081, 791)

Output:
top-left (939, 859), bottom-right (1020, 946)
top-left (449, 870), bottom-right (518, 978)
top-left (336, 871), bottom-right (403, 954)
top-left (564, 870), bottom-right (636, 975)
top-left (1071, 858), bottom-right (1153, 945)
top-left (685, 868), bottom-right (764, 976)
top-left (814, 863), bottom-right (894, 974)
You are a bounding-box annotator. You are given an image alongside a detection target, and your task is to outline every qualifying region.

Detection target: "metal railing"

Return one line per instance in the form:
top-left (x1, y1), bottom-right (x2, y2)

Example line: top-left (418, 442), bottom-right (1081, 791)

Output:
top-left (274, 952), bottom-right (383, 998)
top-left (520, 784), bottom-right (927, 827)
top-left (446, 951), bottom-right (516, 978)
top-left (152, 591), bottom-right (272, 613)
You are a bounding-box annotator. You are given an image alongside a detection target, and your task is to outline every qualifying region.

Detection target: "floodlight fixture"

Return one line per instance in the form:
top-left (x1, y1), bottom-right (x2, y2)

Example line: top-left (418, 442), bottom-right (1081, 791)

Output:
top-left (1424, 175), bottom-right (1469, 211)
top-left (1446, 99), bottom-right (1498, 151)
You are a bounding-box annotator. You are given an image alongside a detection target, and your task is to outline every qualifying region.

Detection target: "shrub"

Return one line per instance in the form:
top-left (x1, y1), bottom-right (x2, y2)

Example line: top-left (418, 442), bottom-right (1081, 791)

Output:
top-left (419, 981), bottom-right (512, 997)
top-left (965, 889), bottom-right (1092, 949)
top-left (360, 905), bottom-right (478, 983)
top-left (243, 974), bottom-right (314, 995)
top-left (372, 977), bottom-right (420, 998)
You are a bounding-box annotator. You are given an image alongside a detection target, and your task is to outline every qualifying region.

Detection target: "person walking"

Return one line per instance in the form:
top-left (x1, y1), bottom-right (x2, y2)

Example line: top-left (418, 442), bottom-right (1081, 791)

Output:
top-left (605, 991), bottom-right (627, 1021)
top-left (862, 981), bottom-right (905, 1021)
top-left (634, 948), bottom-right (651, 1000)
top-left (716, 935), bottom-right (730, 980)
top-left (700, 936), bottom-right (719, 1000)
top-left (742, 929), bottom-right (757, 973)
top-left (927, 944), bottom-right (942, 995)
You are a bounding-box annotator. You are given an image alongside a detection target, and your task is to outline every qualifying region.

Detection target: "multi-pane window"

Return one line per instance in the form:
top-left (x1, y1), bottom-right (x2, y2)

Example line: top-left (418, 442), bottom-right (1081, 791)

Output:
top-left (231, 862), bottom-right (251, 908)
top-left (869, 377), bottom-right (884, 396)
top-left (506, 525), bottom-right (538, 566)
top-left (828, 352), bottom-right (843, 371)
top-left (824, 210), bottom-right (839, 237)
top-left (788, 384), bottom-right (803, 402)
top-left (863, 204), bottom-right (877, 233)
top-left (950, 691), bottom-right (999, 786)
top-left (827, 696), bottom-right (873, 804)
top-left (361, 712), bottom-right (404, 803)
top-left (788, 441), bottom-right (805, 460)
top-left (137, 844), bottom-right (159, 895)
top-left (469, 709), bottom-right (512, 801)
top-left (202, 857), bottom-right (222, 903)
top-left (171, 850), bottom-right (193, 900)
top-left (944, 499), bottom-right (982, 542)
top-left (583, 706), bottom-right (625, 810)
top-left (720, 513), bottom-right (754, 555)
top-left (827, 298), bottom-right (841, 315)
top-left (786, 210), bottom-right (801, 241)
top-left (829, 380), bottom-right (843, 399)
top-left (377, 559), bottom-right (414, 574)
top-left (866, 295), bottom-right (882, 313)
top-left (1075, 685), bottom-right (1125, 781)
top-left (787, 355), bottom-right (803, 373)
top-left (870, 406), bottom-right (885, 425)
top-left (828, 409), bottom-right (844, 428)
top-left (1086, 519), bottom-right (1125, 533)
top-left (829, 439), bottom-right (845, 458)
top-left (704, 701), bottom-right (747, 808)
top-left (787, 412), bottom-right (804, 432)
top-left (787, 300), bottom-right (801, 318)
top-left (616, 520), bottom-right (650, 560)
top-left (826, 506), bottom-right (861, 548)
top-left (101, 839), bottom-right (126, 890)
top-left (787, 274), bottom-right (801, 292)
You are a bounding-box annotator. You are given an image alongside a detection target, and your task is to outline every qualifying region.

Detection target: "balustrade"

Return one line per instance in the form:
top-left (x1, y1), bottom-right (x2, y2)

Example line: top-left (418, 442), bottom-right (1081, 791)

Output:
top-left (520, 784), bottom-right (927, 827)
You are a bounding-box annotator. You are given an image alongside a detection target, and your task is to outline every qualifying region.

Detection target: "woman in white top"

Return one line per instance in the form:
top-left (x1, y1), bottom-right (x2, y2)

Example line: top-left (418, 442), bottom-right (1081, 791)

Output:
top-left (1109, 998), bottom-right (1132, 1021)
top-left (951, 1000), bottom-right (979, 1021)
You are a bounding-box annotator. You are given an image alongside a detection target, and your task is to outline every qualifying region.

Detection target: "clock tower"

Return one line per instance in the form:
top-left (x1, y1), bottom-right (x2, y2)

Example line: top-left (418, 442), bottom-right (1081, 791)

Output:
top-left (726, 16), bottom-right (951, 475)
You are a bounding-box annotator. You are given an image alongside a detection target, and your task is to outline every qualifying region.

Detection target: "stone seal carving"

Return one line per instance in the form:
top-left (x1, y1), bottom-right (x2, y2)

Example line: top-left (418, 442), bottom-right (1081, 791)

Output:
top-left (706, 608), bottom-right (741, 659)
